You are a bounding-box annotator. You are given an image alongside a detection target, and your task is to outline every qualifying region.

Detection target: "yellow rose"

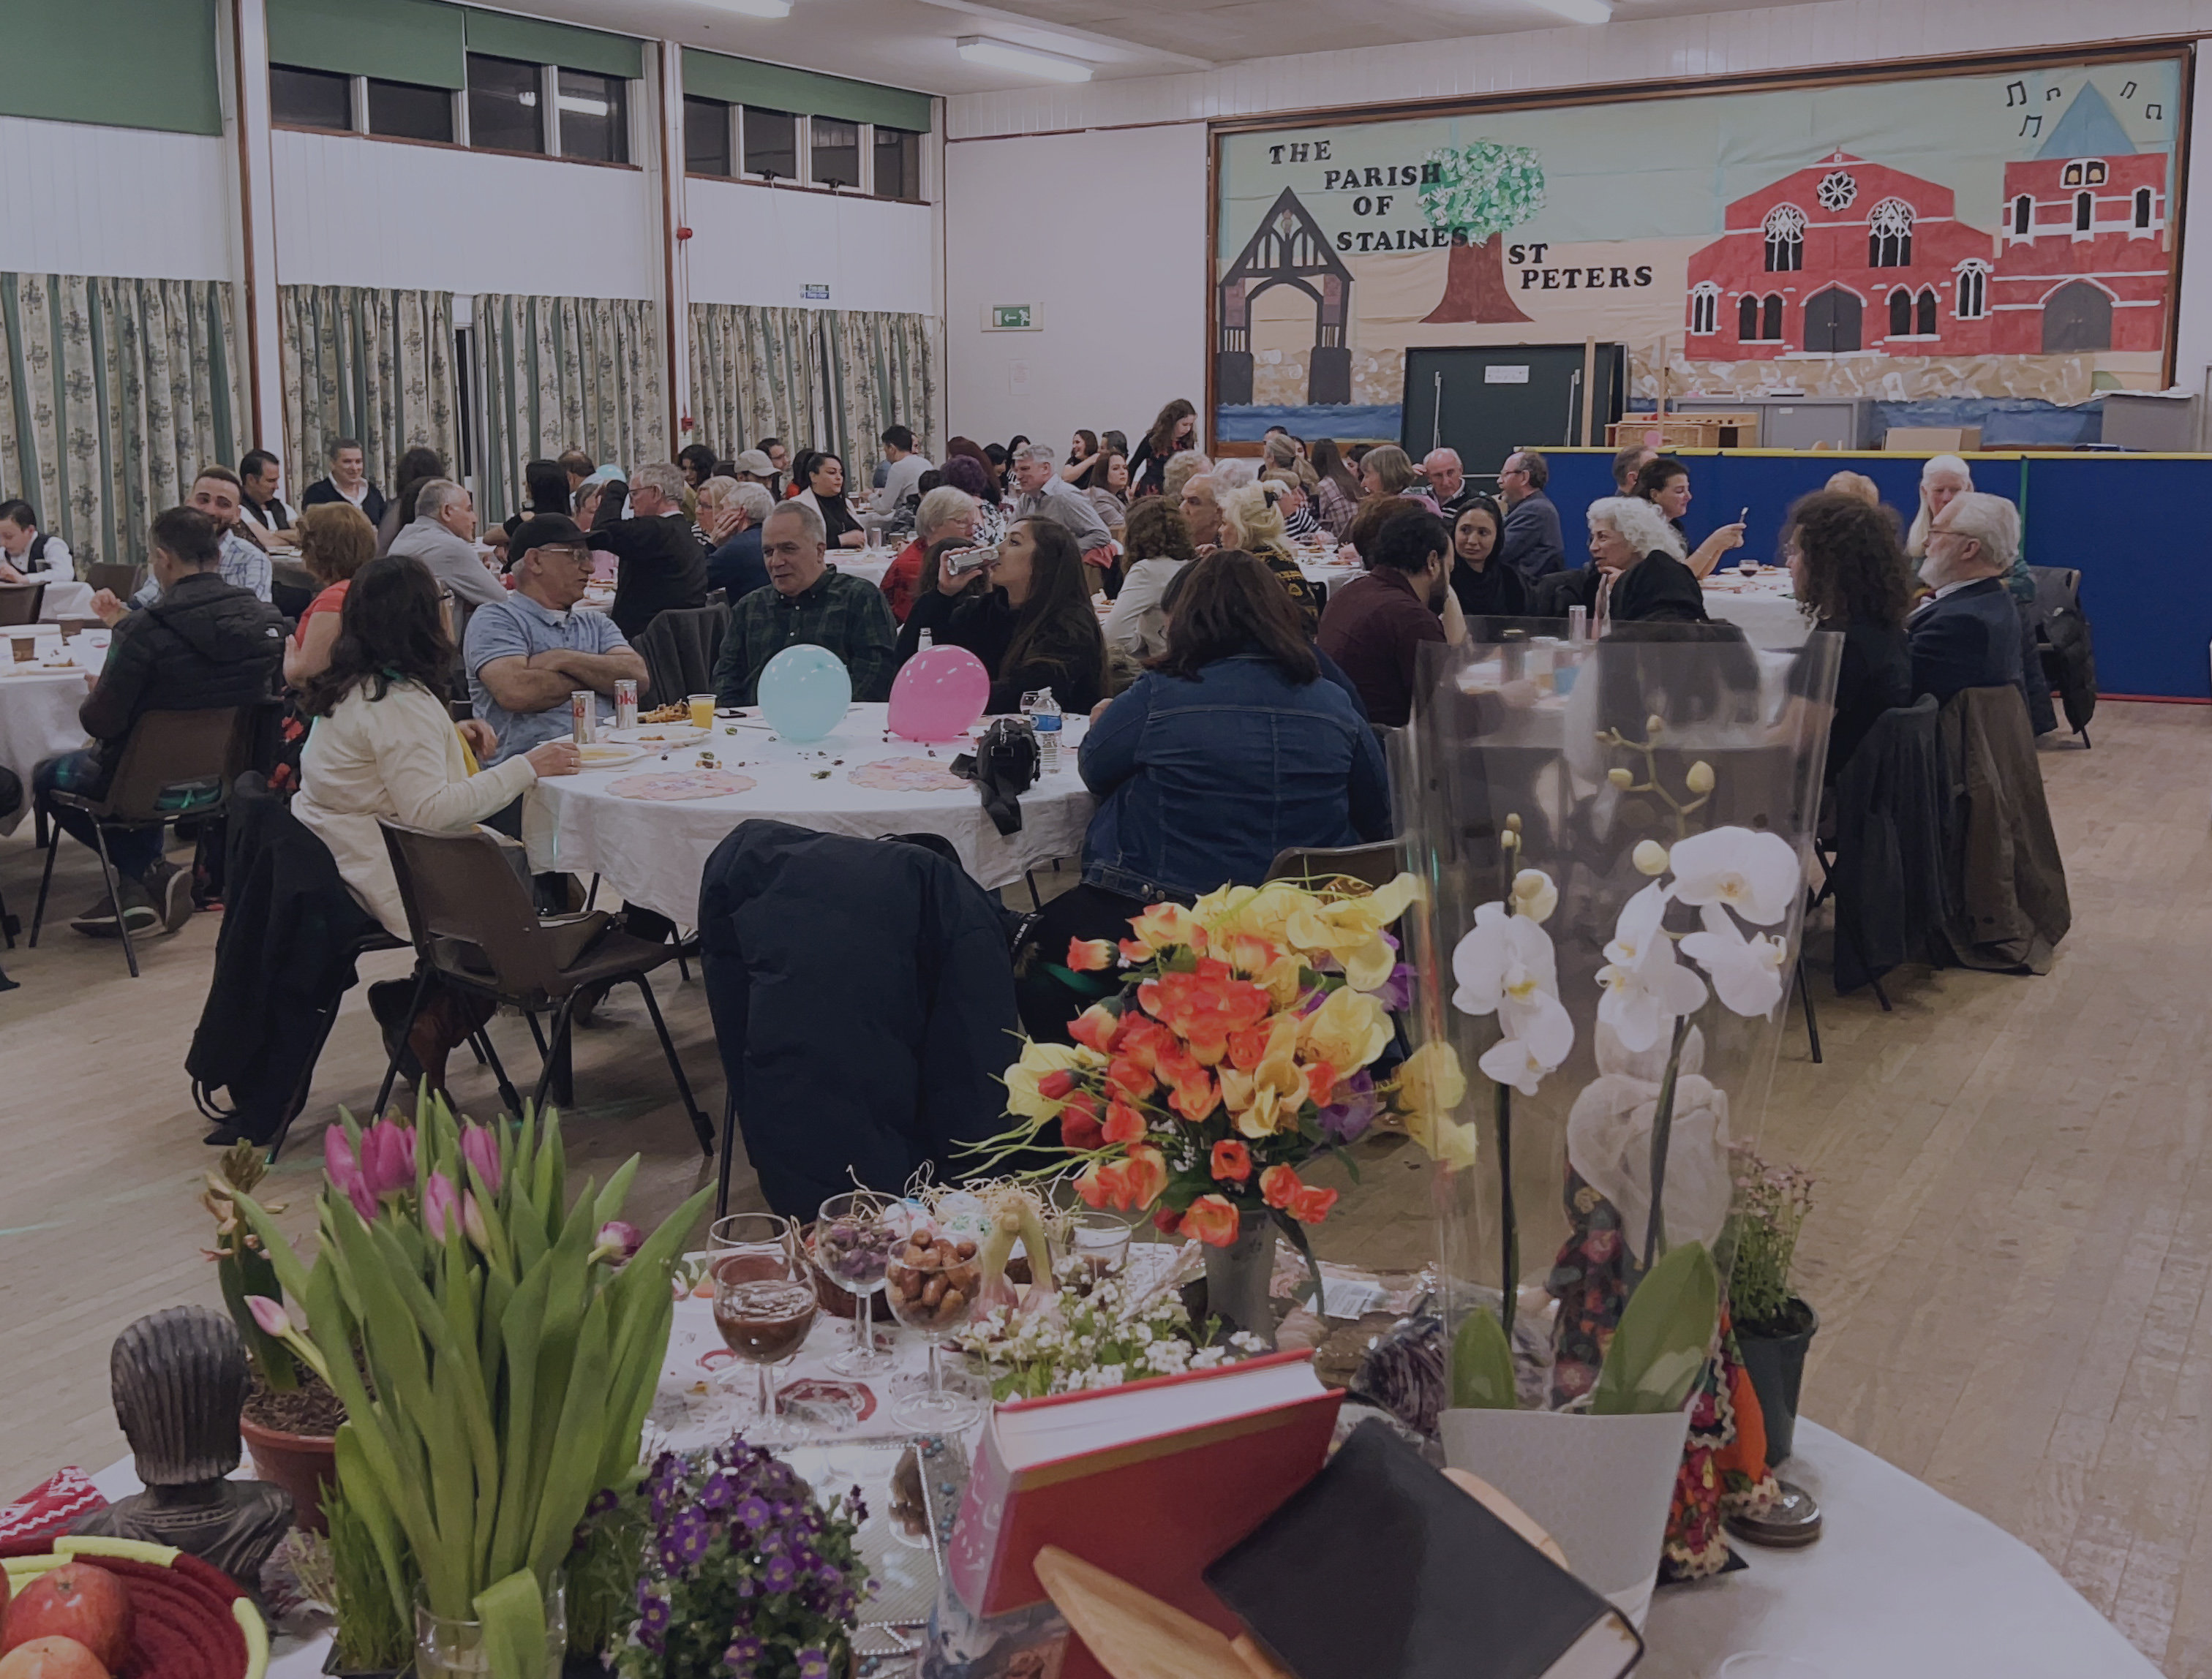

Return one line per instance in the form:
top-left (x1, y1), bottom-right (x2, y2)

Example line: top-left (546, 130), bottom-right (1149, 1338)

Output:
top-left (1004, 1041), bottom-right (1105, 1120)
top-left (1393, 1039), bottom-right (1468, 1123)
top-left (1299, 986), bottom-right (1392, 1072)
top-left (1127, 901), bottom-right (1203, 953)
top-left (1195, 880), bottom-right (1306, 947)
top-left (1233, 1082), bottom-right (1295, 1139)
top-left (1403, 1111), bottom-right (1481, 1171)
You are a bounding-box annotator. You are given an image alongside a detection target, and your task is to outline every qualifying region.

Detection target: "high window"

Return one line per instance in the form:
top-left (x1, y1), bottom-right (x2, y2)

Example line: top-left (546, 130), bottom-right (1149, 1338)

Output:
top-left (874, 126), bottom-right (921, 201)
top-left (1868, 198), bottom-right (1914, 268)
top-left (2075, 192), bottom-right (2094, 232)
top-left (685, 96), bottom-right (732, 176)
top-left (810, 117), bottom-right (859, 189)
top-left (557, 69), bottom-right (626, 162)
top-left (466, 54), bottom-right (541, 154)
top-left (366, 78), bottom-right (452, 143)
top-left (742, 106), bottom-right (799, 180)
top-left (1762, 204), bottom-right (1805, 273)
top-left (1690, 284), bottom-right (1719, 336)
top-left (2013, 195), bottom-right (2034, 236)
top-left (1955, 262), bottom-right (1989, 320)
top-left (270, 64), bottom-right (350, 129)
top-left (2135, 187), bottom-right (2154, 229)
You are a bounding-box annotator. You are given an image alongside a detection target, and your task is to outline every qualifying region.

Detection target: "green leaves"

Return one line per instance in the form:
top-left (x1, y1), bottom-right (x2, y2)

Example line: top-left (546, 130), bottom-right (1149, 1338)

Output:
top-left (1590, 1241), bottom-right (1719, 1418)
top-left (1451, 1308), bottom-right (1519, 1410)
top-left (1418, 140), bottom-right (1547, 241)
top-left (473, 1569), bottom-right (549, 1679)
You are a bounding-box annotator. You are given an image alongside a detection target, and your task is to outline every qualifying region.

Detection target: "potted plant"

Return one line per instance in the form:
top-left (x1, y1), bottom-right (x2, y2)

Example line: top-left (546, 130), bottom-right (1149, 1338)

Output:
top-left (238, 1092), bottom-right (712, 1679)
top-left (1727, 1144), bottom-right (1817, 1467)
top-left (616, 1438), bottom-right (869, 1679)
top-left (973, 876), bottom-right (1469, 1344)
top-left (204, 1139), bottom-right (347, 1533)
top-left (1393, 632), bottom-right (1841, 1620)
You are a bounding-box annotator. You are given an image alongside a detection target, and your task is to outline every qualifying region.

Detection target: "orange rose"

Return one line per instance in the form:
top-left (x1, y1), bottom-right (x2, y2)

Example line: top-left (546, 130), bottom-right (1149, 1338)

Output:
top-left (1107, 1055), bottom-right (1156, 1101)
top-left (1260, 1163), bottom-right (1304, 1210)
top-left (1115, 1016), bottom-right (1175, 1074)
top-left (1137, 967), bottom-right (1273, 1065)
top-left (1119, 937), bottom-right (1154, 963)
top-left (1066, 937), bottom-right (1116, 973)
top-left (1181, 1195), bottom-right (1241, 1248)
top-left (1102, 1097), bottom-right (1148, 1146)
top-left (1059, 1093), bottom-right (1105, 1151)
top-left (1161, 1056), bottom-right (1220, 1122)
top-left (1287, 1184), bottom-right (1339, 1224)
top-left (1069, 1004), bottom-right (1121, 1054)
top-left (1210, 1140), bottom-right (1253, 1182)
top-left (1120, 1145), bottom-right (1168, 1207)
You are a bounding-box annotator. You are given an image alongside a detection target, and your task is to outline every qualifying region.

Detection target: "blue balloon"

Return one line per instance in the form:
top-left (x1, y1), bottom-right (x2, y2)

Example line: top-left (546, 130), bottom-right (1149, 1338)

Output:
top-left (756, 644), bottom-right (852, 743)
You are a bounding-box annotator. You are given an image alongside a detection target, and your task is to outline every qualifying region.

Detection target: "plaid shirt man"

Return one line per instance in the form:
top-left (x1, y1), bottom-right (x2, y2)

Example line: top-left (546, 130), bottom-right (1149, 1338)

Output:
top-left (133, 527), bottom-right (271, 607)
top-left (712, 565), bottom-right (898, 706)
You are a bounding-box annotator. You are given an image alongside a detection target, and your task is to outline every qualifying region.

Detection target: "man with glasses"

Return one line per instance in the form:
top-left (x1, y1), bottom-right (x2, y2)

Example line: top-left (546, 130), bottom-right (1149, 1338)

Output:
top-left (465, 514), bottom-right (648, 766)
top-left (1495, 448), bottom-right (1564, 583)
top-left (1908, 491), bottom-right (2029, 711)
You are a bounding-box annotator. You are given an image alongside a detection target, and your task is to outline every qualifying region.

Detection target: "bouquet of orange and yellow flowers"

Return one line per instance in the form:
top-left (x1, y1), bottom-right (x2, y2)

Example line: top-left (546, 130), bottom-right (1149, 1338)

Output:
top-left (979, 875), bottom-right (1471, 1254)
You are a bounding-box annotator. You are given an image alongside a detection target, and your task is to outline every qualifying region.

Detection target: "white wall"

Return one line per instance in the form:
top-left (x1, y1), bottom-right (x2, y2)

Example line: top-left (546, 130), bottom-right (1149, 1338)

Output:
top-left (940, 0), bottom-right (2212, 436)
top-left (944, 122), bottom-right (1207, 448)
top-left (684, 177), bottom-right (933, 314)
top-left (271, 130), bottom-right (661, 298)
top-left (0, 115), bottom-right (235, 282)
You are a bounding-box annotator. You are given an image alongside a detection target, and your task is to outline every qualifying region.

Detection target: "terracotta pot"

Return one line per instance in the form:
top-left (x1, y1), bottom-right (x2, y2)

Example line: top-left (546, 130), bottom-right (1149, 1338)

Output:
top-left (240, 1412), bottom-right (339, 1535)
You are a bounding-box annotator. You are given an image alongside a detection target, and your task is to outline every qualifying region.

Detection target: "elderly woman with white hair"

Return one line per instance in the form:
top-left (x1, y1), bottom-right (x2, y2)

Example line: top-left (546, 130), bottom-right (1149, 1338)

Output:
top-left (1582, 494), bottom-right (1710, 627)
top-left (1219, 479), bottom-right (1323, 633)
top-left (879, 484), bottom-right (978, 622)
top-left (1903, 453), bottom-right (2050, 728)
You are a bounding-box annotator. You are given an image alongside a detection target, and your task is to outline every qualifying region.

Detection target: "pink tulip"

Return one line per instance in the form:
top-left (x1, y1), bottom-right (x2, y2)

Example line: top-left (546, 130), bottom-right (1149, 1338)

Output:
top-left (424, 1172), bottom-right (462, 1244)
top-left (247, 1294), bottom-right (291, 1337)
top-left (361, 1120), bottom-right (417, 1198)
top-left (462, 1192), bottom-right (491, 1253)
top-left (460, 1123), bottom-right (502, 1196)
top-left (325, 1127), bottom-right (377, 1223)
top-left (591, 1220), bottom-right (642, 1267)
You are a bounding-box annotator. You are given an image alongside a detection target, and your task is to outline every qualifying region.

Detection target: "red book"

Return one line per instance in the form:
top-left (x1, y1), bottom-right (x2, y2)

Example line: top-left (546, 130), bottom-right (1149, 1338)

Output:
top-left (946, 1351), bottom-right (1342, 1677)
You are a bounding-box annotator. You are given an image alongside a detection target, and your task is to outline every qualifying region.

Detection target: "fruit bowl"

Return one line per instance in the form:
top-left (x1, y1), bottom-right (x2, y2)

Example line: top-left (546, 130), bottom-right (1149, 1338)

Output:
top-left (1, 1538), bottom-right (268, 1679)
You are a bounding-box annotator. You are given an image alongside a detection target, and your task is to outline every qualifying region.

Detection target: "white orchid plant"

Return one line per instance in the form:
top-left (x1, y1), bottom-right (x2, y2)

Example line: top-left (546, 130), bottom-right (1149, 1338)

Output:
top-left (1441, 718), bottom-right (1806, 1416)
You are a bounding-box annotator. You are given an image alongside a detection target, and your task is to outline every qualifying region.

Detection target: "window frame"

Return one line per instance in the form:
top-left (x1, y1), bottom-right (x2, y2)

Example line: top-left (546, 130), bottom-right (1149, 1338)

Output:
top-left (872, 124), bottom-right (922, 202)
top-left (268, 62), bottom-right (355, 132)
top-left (1955, 261), bottom-right (1990, 321)
top-left (1690, 283), bottom-right (1718, 336)
top-left (685, 93), bottom-right (735, 178)
top-left (740, 103), bottom-right (802, 184)
top-left (554, 66), bottom-right (628, 164)
top-left (464, 51), bottom-right (545, 156)
top-left (364, 75), bottom-right (459, 145)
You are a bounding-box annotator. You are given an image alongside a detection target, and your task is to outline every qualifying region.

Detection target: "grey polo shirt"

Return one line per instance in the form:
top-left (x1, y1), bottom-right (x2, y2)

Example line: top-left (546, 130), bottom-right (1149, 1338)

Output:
top-left (464, 589), bottom-right (632, 764)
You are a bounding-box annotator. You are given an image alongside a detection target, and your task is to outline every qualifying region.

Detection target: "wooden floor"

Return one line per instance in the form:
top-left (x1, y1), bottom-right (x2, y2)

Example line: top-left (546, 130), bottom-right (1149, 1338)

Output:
top-left (0, 701), bottom-right (2205, 1671)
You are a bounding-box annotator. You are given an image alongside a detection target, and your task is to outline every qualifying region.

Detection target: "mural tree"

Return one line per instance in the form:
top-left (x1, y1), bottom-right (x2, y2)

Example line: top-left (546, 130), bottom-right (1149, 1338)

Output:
top-left (1420, 140), bottom-right (1546, 324)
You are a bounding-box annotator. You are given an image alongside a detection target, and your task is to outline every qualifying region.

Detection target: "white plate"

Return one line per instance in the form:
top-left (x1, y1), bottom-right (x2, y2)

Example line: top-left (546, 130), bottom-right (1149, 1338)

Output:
top-left (576, 744), bottom-right (648, 769)
top-left (606, 724), bottom-right (708, 747)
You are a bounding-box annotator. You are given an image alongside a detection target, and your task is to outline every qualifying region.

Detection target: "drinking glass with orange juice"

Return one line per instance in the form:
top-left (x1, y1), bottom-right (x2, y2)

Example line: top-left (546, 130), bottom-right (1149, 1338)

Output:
top-left (688, 693), bottom-right (716, 729)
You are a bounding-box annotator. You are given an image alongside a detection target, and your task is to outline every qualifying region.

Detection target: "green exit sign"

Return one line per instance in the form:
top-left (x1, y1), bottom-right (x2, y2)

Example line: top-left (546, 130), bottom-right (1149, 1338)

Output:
top-left (985, 303), bottom-right (1039, 331)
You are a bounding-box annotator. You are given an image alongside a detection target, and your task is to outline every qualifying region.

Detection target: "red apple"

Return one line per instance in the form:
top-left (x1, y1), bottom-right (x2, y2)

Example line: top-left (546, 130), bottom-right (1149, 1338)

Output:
top-left (0, 1637), bottom-right (111, 1679)
top-left (0, 1566), bottom-right (131, 1670)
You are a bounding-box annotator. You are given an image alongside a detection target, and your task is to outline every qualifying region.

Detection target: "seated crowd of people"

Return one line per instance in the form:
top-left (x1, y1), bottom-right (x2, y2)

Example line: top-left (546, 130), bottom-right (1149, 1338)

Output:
top-left (8, 398), bottom-right (2064, 1101)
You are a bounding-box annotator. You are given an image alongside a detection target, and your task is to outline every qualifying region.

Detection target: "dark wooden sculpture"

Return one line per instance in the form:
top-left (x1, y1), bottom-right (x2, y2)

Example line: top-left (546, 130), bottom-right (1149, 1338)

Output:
top-left (71, 1305), bottom-right (294, 1588)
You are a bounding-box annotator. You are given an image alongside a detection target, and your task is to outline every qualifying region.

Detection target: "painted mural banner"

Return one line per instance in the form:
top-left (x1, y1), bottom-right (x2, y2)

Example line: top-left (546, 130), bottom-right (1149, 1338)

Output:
top-left (1211, 54), bottom-right (2184, 443)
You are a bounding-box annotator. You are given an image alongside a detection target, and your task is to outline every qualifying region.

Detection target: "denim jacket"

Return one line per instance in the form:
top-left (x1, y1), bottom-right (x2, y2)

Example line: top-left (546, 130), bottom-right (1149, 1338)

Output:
top-left (1077, 654), bottom-right (1391, 901)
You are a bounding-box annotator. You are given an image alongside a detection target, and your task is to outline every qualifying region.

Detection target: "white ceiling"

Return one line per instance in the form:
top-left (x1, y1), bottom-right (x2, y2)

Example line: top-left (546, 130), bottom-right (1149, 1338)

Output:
top-left (529, 0), bottom-right (1830, 102)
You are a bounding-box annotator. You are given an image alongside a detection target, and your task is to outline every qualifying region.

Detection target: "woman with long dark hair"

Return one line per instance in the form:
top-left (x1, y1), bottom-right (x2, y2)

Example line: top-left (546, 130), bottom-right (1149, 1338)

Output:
top-left (376, 445), bottom-right (450, 554)
top-left (1012, 549), bottom-right (1388, 1039)
top-left (292, 554), bottom-right (580, 1086)
top-left (1127, 399), bottom-right (1198, 499)
top-left (1630, 456), bottom-right (1746, 579)
top-left (1784, 490), bottom-right (1914, 782)
top-left (1448, 494), bottom-right (1527, 619)
top-left (1309, 438), bottom-right (1363, 535)
top-left (896, 518), bottom-right (1108, 713)
top-left (794, 450), bottom-right (867, 549)
top-left (1061, 428), bottom-right (1102, 488)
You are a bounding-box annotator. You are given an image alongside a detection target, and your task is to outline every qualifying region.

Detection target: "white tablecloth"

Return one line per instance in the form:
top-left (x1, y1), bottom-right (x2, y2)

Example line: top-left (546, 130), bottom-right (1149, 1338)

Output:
top-left (831, 549), bottom-right (897, 589)
top-left (1701, 572), bottom-right (1811, 649)
top-left (1641, 1420), bottom-right (2159, 1678)
top-left (35, 578), bottom-right (95, 621)
top-left (0, 664), bottom-right (90, 833)
top-left (522, 702), bottom-right (1093, 916)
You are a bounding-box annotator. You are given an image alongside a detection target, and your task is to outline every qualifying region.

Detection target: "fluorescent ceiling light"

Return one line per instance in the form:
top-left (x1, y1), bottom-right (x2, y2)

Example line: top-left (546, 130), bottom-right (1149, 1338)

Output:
top-left (557, 94), bottom-right (610, 116)
top-left (715, 0), bottom-right (792, 18)
top-left (1527, 0), bottom-right (1612, 20)
top-left (957, 36), bottom-right (1094, 82)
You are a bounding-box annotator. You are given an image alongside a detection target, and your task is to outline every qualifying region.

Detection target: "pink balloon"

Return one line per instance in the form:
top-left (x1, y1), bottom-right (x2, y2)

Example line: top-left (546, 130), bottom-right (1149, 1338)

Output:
top-left (889, 645), bottom-right (990, 742)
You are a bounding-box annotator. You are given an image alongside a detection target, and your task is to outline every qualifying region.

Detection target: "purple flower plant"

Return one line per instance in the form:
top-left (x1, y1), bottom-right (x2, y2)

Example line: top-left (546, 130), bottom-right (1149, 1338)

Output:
top-left (1317, 1068), bottom-right (1380, 1142)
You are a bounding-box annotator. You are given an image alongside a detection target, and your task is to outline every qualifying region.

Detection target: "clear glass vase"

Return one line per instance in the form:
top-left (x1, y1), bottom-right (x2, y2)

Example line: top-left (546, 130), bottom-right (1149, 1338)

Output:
top-left (414, 1580), bottom-right (567, 1679)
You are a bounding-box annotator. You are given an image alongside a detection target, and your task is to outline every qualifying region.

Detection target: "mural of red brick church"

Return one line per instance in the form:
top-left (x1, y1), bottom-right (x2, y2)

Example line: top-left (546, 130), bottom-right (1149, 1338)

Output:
top-left (1685, 84), bottom-right (2168, 360)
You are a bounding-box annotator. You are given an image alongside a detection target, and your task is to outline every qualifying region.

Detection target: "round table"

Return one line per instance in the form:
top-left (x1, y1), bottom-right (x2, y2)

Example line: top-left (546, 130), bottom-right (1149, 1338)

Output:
top-left (1701, 570), bottom-right (1811, 649)
top-left (0, 662), bottom-right (91, 834)
top-left (521, 702), bottom-right (1094, 918)
top-left (831, 549), bottom-right (897, 589)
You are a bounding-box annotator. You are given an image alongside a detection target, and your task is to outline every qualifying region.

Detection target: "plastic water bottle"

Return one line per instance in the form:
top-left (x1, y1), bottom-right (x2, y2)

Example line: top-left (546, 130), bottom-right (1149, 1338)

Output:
top-left (917, 629), bottom-right (933, 651)
top-left (1032, 687), bottom-right (1062, 774)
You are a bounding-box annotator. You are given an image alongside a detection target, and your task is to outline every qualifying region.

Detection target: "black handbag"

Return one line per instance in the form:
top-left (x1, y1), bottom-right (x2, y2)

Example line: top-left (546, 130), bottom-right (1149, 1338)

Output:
top-left (952, 715), bottom-right (1039, 836)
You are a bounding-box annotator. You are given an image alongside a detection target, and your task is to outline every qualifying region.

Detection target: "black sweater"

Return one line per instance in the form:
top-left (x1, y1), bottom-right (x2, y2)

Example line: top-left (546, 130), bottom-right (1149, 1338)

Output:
top-left (897, 584), bottom-right (1107, 715)
top-left (590, 486), bottom-right (710, 638)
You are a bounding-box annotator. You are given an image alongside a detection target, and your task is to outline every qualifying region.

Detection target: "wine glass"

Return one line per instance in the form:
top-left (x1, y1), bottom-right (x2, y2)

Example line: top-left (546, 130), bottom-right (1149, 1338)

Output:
top-left (816, 1191), bottom-right (900, 1377)
top-left (884, 1222), bottom-right (986, 1432)
top-left (710, 1213), bottom-right (819, 1445)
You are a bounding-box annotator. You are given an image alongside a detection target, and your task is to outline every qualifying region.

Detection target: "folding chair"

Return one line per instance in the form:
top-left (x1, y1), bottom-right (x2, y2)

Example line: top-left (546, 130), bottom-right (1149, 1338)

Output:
top-left (0, 580), bottom-right (46, 625)
top-left (1264, 840), bottom-right (1407, 891)
top-left (372, 820), bottom-right (713, 1151)
top-left (30, 707), bottom-right (248, 977)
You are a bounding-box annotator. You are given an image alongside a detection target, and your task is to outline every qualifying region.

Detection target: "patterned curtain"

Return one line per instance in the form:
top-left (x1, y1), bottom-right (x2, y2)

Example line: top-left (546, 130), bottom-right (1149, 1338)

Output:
top-left (475, 294), bottom-right (666, 527)
top-left (688, 303), bottom-right (826, 463)
top-left (279, 285), bottom-right (459, 499)
top-left (0, 273), bottom-right (245, 570)
top-left (822, 309), bottom-right (937, 465)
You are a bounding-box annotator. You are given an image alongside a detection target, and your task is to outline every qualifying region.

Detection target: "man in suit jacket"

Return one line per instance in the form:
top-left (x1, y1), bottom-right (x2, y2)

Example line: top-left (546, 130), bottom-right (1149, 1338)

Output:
top-left (1908, 490), bottom-right (2029, 709)
top-left (1496, 448), bottom-right (1565, 581)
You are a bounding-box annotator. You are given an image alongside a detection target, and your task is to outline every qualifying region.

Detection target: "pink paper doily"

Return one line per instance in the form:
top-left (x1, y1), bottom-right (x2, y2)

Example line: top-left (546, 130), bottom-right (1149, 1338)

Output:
top-left (606, 769), bottom-right (756, 801)
top-left (847, 756), bottom-right (968, 793)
